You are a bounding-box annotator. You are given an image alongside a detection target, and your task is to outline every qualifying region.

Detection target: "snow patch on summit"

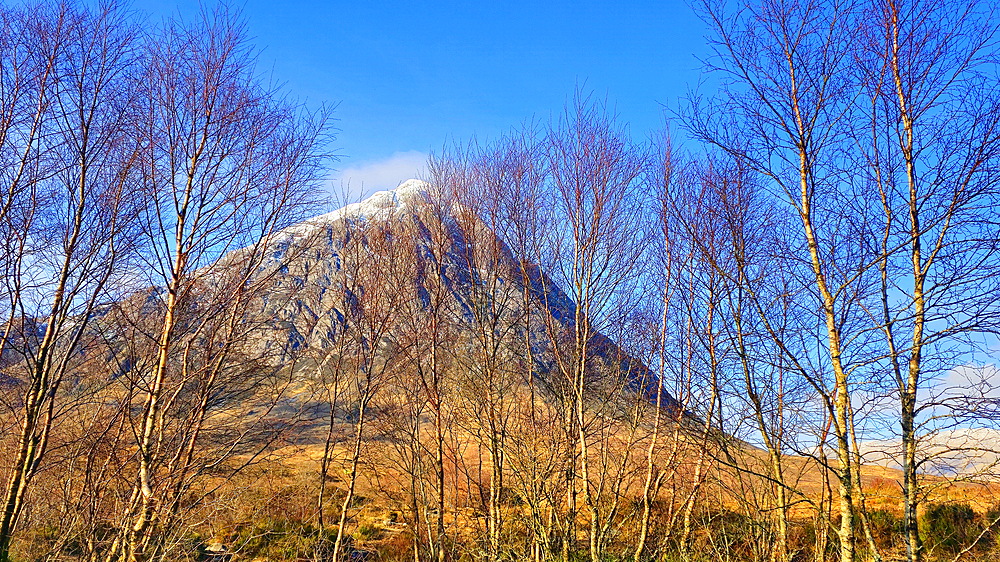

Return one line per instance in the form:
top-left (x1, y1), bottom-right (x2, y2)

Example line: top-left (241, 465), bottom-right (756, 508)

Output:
top-left (276, 179), bottom-right (431, 243)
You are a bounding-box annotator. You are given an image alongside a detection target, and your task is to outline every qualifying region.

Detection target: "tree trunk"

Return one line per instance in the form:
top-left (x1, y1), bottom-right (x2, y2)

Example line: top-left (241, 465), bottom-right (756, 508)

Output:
top-left (333, 401), bottom-right (368, 562)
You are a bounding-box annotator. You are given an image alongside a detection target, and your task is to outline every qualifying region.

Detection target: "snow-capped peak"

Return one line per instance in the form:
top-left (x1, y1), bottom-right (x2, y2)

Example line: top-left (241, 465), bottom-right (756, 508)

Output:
top-left (276, 179), bottom-right (432, 242)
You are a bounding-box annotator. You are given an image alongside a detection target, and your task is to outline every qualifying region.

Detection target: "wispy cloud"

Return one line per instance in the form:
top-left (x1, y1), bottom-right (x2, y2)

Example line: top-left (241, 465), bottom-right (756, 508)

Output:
top-left (330, 151), bottom-right (428, 201)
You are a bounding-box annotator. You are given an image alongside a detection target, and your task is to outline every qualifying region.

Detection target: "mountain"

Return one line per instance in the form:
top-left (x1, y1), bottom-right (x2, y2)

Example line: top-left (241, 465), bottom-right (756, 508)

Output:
top-left (256, 179), bottom-right (678, 412)
top-left (1, 179), bottom-right (677, 417)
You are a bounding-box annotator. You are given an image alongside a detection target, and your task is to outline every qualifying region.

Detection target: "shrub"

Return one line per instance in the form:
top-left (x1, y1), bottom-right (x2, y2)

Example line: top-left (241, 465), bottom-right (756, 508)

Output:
top-left (980, 502), bottom-right (1000, 548)
top-left (798, 516), bottom-right (838, 562)
top-left (921, 502), bottom-right (978, 555)
top-left (229, 516), bottom-right (338, 561)
top-left (355, 522), bottom-right (384, 542)
top-left (701, 510), bottom-right (771, 561)
top-left (376, 531), bottom-right (413, 562)
top-left (864, 509), bottom-right (900, 549)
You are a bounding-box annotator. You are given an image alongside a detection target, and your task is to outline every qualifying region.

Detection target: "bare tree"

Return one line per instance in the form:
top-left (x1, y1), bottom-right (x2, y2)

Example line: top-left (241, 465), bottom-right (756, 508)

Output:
top-left (855, 1), bottom-right (1000, 559)
top-left (632, 131), bottom-right (681, 562)
top-left (486, 124), bottom-right (562, 562)
top-left (686, 1), bottom-right (882, 560)
top-left (539, 91), bottom-right (648, 562)
top-left (395, 173), bottom-right (462, 562)
top-left (98, 6), bottom-right (329, 560)
top-left (448, 142), bottom-right (526, 561)
top-left (328, 211), bottom-right (412, 562)
top-left (0, 3), bottom-right (143, 560)
top-left (713, 161), bottom-right (798, 562)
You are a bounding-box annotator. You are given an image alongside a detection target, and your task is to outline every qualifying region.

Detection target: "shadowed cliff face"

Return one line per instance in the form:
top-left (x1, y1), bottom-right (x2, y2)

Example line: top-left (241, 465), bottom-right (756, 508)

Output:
top-left (256, 179), bottom-right (679, 414)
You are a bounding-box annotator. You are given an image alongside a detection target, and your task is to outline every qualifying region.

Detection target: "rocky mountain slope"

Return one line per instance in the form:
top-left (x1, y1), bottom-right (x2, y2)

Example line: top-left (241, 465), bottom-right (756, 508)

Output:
top-left (255, 179), bottom-right (676, 410)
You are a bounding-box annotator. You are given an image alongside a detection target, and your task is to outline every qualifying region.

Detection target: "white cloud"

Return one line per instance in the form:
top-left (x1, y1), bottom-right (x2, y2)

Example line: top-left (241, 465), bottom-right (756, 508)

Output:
top-left (330, 151), bottom-right (428, 201)
top-left (942, 363), bottom-right (1000, 400)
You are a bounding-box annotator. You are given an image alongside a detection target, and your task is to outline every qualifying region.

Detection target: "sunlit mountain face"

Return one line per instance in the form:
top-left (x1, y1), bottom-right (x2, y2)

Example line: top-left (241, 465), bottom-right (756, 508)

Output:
top-left (252, 179), bottom-right (678, 413)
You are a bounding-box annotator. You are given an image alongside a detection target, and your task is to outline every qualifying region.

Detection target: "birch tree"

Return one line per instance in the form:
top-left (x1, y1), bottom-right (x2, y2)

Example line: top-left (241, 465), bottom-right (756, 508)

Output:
top-left (686, 2), bottom-right (878, 560)
top-left (105, 6), bottom-right (329, 560)
top-left (0, 3), bottom-right (143, 559)
top-left (855, 1), bottom-right (1000, 558)
top-left (541, 91), bottom-right (648, 562)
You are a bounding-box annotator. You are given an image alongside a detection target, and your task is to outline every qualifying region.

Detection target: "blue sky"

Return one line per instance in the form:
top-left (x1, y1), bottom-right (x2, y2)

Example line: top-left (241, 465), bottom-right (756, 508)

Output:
top-left (129, 1), bottom-right (1000, 448)
top-left (132, 0), bottom-right (710, 195)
